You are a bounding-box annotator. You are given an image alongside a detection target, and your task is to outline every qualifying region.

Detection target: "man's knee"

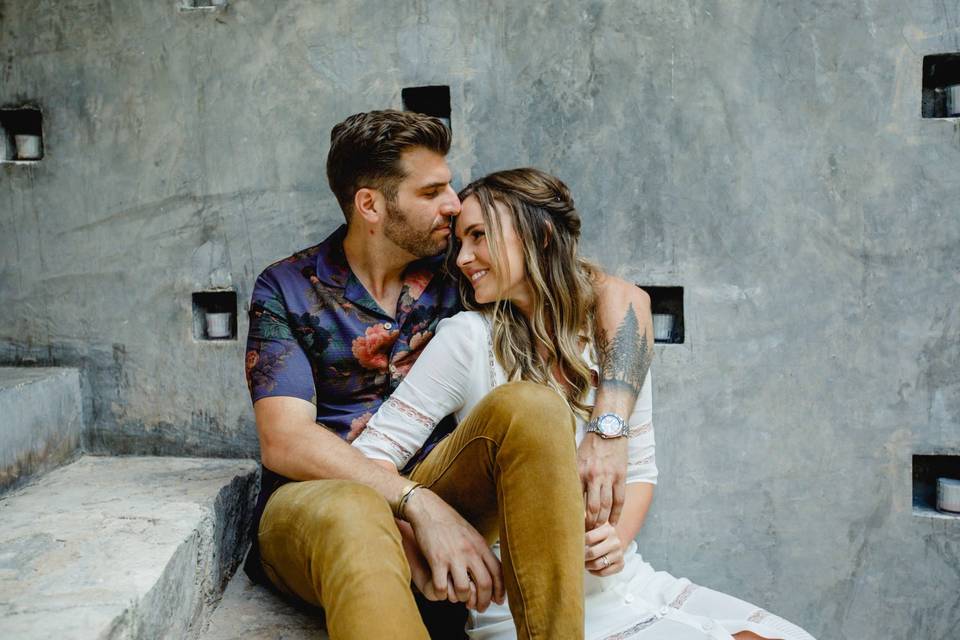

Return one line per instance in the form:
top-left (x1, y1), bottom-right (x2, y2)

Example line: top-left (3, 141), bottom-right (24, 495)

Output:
top-left (264, 479), bottom-right (395, 543)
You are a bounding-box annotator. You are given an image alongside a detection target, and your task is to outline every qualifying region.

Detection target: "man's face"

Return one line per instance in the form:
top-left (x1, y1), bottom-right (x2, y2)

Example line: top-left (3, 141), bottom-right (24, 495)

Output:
top-left (382, 147), bottom-right (460, 258)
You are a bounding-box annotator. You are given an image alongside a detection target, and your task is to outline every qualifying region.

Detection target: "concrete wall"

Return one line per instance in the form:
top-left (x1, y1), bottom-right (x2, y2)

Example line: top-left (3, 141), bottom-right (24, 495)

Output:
top-left (0, 367), bottom-right (82, 491)
top-left (1, 1), bottom-right (958, 636)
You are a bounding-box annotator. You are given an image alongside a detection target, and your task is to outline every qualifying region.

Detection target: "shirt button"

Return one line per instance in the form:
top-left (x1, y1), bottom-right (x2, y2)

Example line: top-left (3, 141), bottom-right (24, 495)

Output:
top-left (623, 593), bottom-right (634, 604)
top-left (701, 621), bottom-right (714, 631)
top-left (659, 606), bottom-right (670, 617)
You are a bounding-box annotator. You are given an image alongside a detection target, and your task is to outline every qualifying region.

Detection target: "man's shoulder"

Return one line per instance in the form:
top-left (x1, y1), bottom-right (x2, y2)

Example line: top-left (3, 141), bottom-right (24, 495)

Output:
top-left (259, 243), bottom-right (324, 280)
top-left (267, 243), bottom-right (325, 270)
top-left (255, 225), bottom-right (348, 289)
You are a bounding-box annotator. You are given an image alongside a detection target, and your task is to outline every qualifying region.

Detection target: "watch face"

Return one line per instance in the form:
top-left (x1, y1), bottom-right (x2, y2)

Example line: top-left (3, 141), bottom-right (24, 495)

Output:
top-left (599, 415), bottom-right (621, 436)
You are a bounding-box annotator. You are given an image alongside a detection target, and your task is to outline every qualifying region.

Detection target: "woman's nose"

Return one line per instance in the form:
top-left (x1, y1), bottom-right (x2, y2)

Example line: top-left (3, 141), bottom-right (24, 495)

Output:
top-left (456, 246), bottom-right (473, 268)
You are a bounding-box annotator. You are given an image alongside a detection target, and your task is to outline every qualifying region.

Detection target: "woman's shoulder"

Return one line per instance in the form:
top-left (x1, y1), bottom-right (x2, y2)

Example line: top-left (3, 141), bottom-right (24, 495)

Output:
top-left (437, 309), bottom-right (490, 333)
top-left (428, 311), bottom-right (490, 355)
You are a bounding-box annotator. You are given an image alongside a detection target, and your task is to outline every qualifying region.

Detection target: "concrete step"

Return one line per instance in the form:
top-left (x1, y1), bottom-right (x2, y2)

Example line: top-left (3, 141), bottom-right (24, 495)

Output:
top-left (200, 569), bottom-right (328, 640)
top-left (0, 366), bottom-right (83, 493)
top-left (0, 455), bottom-right (258, 640)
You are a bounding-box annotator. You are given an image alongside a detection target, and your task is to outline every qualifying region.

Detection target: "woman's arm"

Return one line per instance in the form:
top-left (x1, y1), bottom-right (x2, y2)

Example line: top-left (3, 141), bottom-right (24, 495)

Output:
top-left (353, 312), bottom-right (482, 468)
top-left (615, 482), bottom-right (655, 546)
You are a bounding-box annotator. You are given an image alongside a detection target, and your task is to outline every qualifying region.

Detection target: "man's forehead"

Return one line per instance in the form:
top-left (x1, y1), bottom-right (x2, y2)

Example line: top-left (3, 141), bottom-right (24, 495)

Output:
top-left (399, 147), bottom-right (451, 185)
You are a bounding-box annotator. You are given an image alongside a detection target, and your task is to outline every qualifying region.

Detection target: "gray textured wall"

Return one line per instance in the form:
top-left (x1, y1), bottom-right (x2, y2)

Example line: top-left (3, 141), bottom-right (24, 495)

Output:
top-left (2, 1), bottom-right (959, 637)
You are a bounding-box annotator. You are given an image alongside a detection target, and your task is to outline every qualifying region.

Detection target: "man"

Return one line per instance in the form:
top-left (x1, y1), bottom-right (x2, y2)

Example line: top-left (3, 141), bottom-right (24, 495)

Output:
top-left (244, 110), bottom-right (654, 639)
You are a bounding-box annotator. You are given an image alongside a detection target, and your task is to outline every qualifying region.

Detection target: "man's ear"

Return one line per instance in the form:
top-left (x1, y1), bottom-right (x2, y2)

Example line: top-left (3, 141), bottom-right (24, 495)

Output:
top-left (353, 187), bottom-right (384, 224)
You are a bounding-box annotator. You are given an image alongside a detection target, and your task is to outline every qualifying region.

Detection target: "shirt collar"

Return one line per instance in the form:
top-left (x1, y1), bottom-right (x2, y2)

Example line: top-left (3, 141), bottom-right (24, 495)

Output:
top-left (311, 225), bottom-right (351, 288)
top-left (312, 223), bottom-right (447, 303)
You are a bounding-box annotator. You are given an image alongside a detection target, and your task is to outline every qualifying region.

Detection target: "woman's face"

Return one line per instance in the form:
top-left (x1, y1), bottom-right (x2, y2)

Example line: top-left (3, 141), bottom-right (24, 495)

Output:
top-left (455, 195), bottom-right (533, 313)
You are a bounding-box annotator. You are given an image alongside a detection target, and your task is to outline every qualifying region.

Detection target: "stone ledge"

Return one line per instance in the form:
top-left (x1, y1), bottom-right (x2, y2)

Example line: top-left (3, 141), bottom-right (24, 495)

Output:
top-left (201, 569), bottom-right (328, 640)
top-left (0, 455), bottom-right (258, 640)
top-left (0, 366), bottom-right (83, 493)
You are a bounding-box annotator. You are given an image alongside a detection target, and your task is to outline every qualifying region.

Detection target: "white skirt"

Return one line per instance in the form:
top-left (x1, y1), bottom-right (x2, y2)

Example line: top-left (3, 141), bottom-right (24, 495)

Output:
top-left (466, 542), bottom-right (816, 640)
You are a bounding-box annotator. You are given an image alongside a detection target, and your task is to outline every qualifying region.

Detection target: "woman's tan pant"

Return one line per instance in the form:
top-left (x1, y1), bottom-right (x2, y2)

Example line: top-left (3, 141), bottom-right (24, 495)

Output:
top-left (257, 381), bottom-right (585, 640)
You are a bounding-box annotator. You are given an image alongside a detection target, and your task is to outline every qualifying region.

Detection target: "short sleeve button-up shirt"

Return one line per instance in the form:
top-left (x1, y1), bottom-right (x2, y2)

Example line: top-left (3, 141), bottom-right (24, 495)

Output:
top-left (243, 224), bottom-right (461, 580)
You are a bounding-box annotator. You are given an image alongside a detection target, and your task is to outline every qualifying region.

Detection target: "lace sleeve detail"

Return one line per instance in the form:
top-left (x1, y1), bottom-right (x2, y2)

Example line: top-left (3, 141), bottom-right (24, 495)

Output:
top-left (628, 453), bottom-right (656, 467)
top-left (382, 396), bottom-right (437, 433)
top-left (359, 425), bottom-right (416, 466)
top-left (627, 421), bottom-right (652, 438)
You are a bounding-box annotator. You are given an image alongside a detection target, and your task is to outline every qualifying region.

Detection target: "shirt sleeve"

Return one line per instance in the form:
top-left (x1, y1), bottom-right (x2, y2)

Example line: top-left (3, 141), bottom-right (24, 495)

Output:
top-left (353, 312), bottom-right (482, 468)
top-left (244, 268), bottom-right (317, 405)
top-left (625, 368), bottom-right (658, 485)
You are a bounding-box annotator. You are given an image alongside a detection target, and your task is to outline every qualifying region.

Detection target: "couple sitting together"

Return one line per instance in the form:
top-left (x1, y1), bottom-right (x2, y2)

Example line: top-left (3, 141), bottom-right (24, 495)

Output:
top-left (243, 109), bottom-right (815, 640)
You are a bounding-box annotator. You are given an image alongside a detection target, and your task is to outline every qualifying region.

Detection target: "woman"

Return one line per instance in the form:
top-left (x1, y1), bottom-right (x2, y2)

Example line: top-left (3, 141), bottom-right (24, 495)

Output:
top-left (354, 168), bottom-right (815, 640)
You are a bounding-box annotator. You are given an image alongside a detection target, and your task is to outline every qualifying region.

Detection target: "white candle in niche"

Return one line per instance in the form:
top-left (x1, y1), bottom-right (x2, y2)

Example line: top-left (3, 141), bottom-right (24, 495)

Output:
top-left (946, 84), bottom-right (960, 118)
top-left (14, 134), bottom-right (41, 160)
top-left (652, 313), bottom-right (675, 342)
top-left (205, 312), bottom-right (232, 339)
top-left (937, 477), bottom-right (960, 513)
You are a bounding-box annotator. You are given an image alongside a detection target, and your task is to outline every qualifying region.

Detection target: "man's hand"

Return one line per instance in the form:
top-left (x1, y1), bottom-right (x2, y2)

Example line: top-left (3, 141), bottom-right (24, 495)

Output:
top-left (404, 487), bottom-right (505, 612)
top-left (578, 433), bottom-right (628, 529)
top-left (584, 521), bottom-right (625, 576)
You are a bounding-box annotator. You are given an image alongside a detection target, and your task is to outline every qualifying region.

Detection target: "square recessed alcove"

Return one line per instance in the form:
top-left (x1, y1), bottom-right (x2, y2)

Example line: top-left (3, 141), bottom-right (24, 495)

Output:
top-left (638, 286), bottom-right (684, 344)
top-left (921, 53), bottom-right (960, 118)
top-left (179, 0), bottom-right (226, 11)
top-left (402, 85), bottom-right (451, 129)
top-left (0, 106), bottom-right (44, 163)
top-left (192, 291), bottom-right (237, 341)
top-left (912, 453), bottom-right (960, 519)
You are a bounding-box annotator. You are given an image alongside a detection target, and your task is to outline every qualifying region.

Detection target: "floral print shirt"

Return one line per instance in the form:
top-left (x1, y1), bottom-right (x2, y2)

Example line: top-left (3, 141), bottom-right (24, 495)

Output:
top-left (243, 224), bottom-right (461, 581)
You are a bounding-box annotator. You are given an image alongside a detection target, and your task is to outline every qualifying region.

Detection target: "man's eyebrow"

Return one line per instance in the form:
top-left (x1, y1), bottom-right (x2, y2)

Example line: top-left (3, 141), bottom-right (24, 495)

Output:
top-left (417, 181), bottom-right (450, 192)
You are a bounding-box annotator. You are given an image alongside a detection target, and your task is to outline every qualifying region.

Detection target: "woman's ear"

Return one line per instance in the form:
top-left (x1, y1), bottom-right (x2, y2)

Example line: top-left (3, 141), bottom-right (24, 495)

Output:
top-left (542, 220), bottom-right (554, 249)
top-left (354, 187), bottom-right (384, 224)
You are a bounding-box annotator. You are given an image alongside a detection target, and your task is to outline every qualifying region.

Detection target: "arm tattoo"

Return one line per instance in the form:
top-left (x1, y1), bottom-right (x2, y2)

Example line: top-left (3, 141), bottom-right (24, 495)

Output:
top-left (595, 302), bottom-right (652, 397)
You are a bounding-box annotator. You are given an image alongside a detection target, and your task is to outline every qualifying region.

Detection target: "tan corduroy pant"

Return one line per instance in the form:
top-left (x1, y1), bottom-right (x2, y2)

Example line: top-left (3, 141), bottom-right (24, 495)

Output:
top-left (257, 381), bottom-right (585, 640)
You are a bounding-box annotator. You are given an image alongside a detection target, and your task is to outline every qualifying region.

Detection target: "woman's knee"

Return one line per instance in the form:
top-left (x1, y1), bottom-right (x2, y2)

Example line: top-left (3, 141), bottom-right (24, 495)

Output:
top-left (482, 381), bottom-right (576, 446)
top-left (493, 380), bottom-right (572, 421)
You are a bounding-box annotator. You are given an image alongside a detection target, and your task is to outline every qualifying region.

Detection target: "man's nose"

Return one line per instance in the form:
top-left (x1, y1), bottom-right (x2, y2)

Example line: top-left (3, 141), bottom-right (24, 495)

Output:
top-left (439, 186), bottom-right (461, 217)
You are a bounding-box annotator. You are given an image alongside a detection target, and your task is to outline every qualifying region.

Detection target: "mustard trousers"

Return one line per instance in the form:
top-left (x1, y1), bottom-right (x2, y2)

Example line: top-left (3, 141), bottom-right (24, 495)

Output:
top-left (257, 381), bottom-right (585, 640)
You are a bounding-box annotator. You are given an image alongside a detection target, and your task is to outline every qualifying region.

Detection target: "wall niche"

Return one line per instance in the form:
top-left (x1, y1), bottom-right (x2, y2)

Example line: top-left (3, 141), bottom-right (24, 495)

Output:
top-left (921, 53), bottom-right (960, 118)
top-left (638, 285), bottom-right (684, 344)
top-left (0, 106), bottom-right (43, 163)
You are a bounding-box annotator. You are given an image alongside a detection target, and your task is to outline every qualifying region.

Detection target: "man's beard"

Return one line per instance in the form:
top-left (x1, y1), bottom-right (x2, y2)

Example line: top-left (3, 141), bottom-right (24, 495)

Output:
top-left (382, 198), bottom-right (448, 258)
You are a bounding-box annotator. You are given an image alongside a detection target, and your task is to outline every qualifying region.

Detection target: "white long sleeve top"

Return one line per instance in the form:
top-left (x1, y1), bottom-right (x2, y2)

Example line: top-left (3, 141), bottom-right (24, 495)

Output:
top-left (353, 310), bottom-right (657, 485)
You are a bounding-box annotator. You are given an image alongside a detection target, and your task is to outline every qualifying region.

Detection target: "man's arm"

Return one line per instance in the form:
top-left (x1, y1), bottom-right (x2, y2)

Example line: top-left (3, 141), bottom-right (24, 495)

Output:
top-left (255, 396), bottom-right (408, 496)
top-left (580, 274), bottom-right (654, 528)
top-left (255, 396), bottom-right (503, 611)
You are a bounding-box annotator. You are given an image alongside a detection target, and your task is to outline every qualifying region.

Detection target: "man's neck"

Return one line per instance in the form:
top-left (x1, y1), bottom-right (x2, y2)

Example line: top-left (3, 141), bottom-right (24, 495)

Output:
top-left (342, 224), bottom-right (414, 314)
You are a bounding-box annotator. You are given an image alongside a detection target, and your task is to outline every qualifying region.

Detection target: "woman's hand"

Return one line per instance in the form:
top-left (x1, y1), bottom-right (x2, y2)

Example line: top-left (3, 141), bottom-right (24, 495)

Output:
top-left (584, 521), bottom-right (625, 576)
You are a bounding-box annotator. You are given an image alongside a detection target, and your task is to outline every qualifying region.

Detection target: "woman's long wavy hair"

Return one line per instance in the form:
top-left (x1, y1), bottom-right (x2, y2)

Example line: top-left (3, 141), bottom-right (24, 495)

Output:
top-left (452, 168), bottom-right (599, 419)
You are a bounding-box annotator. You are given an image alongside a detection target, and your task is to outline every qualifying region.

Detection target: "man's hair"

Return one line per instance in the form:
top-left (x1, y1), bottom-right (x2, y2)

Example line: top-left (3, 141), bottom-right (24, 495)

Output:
top-left (326, 110), bottom-right (451, 221)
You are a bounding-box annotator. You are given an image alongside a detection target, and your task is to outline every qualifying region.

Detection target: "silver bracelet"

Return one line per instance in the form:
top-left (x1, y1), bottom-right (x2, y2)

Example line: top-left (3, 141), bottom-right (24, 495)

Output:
top-left (396, 482), bottom-right (424, 521)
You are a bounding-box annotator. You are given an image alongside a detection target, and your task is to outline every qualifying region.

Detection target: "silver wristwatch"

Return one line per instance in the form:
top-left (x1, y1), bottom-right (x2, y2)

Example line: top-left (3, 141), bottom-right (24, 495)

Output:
top-left (586, 413), bottom-right (629, 439)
